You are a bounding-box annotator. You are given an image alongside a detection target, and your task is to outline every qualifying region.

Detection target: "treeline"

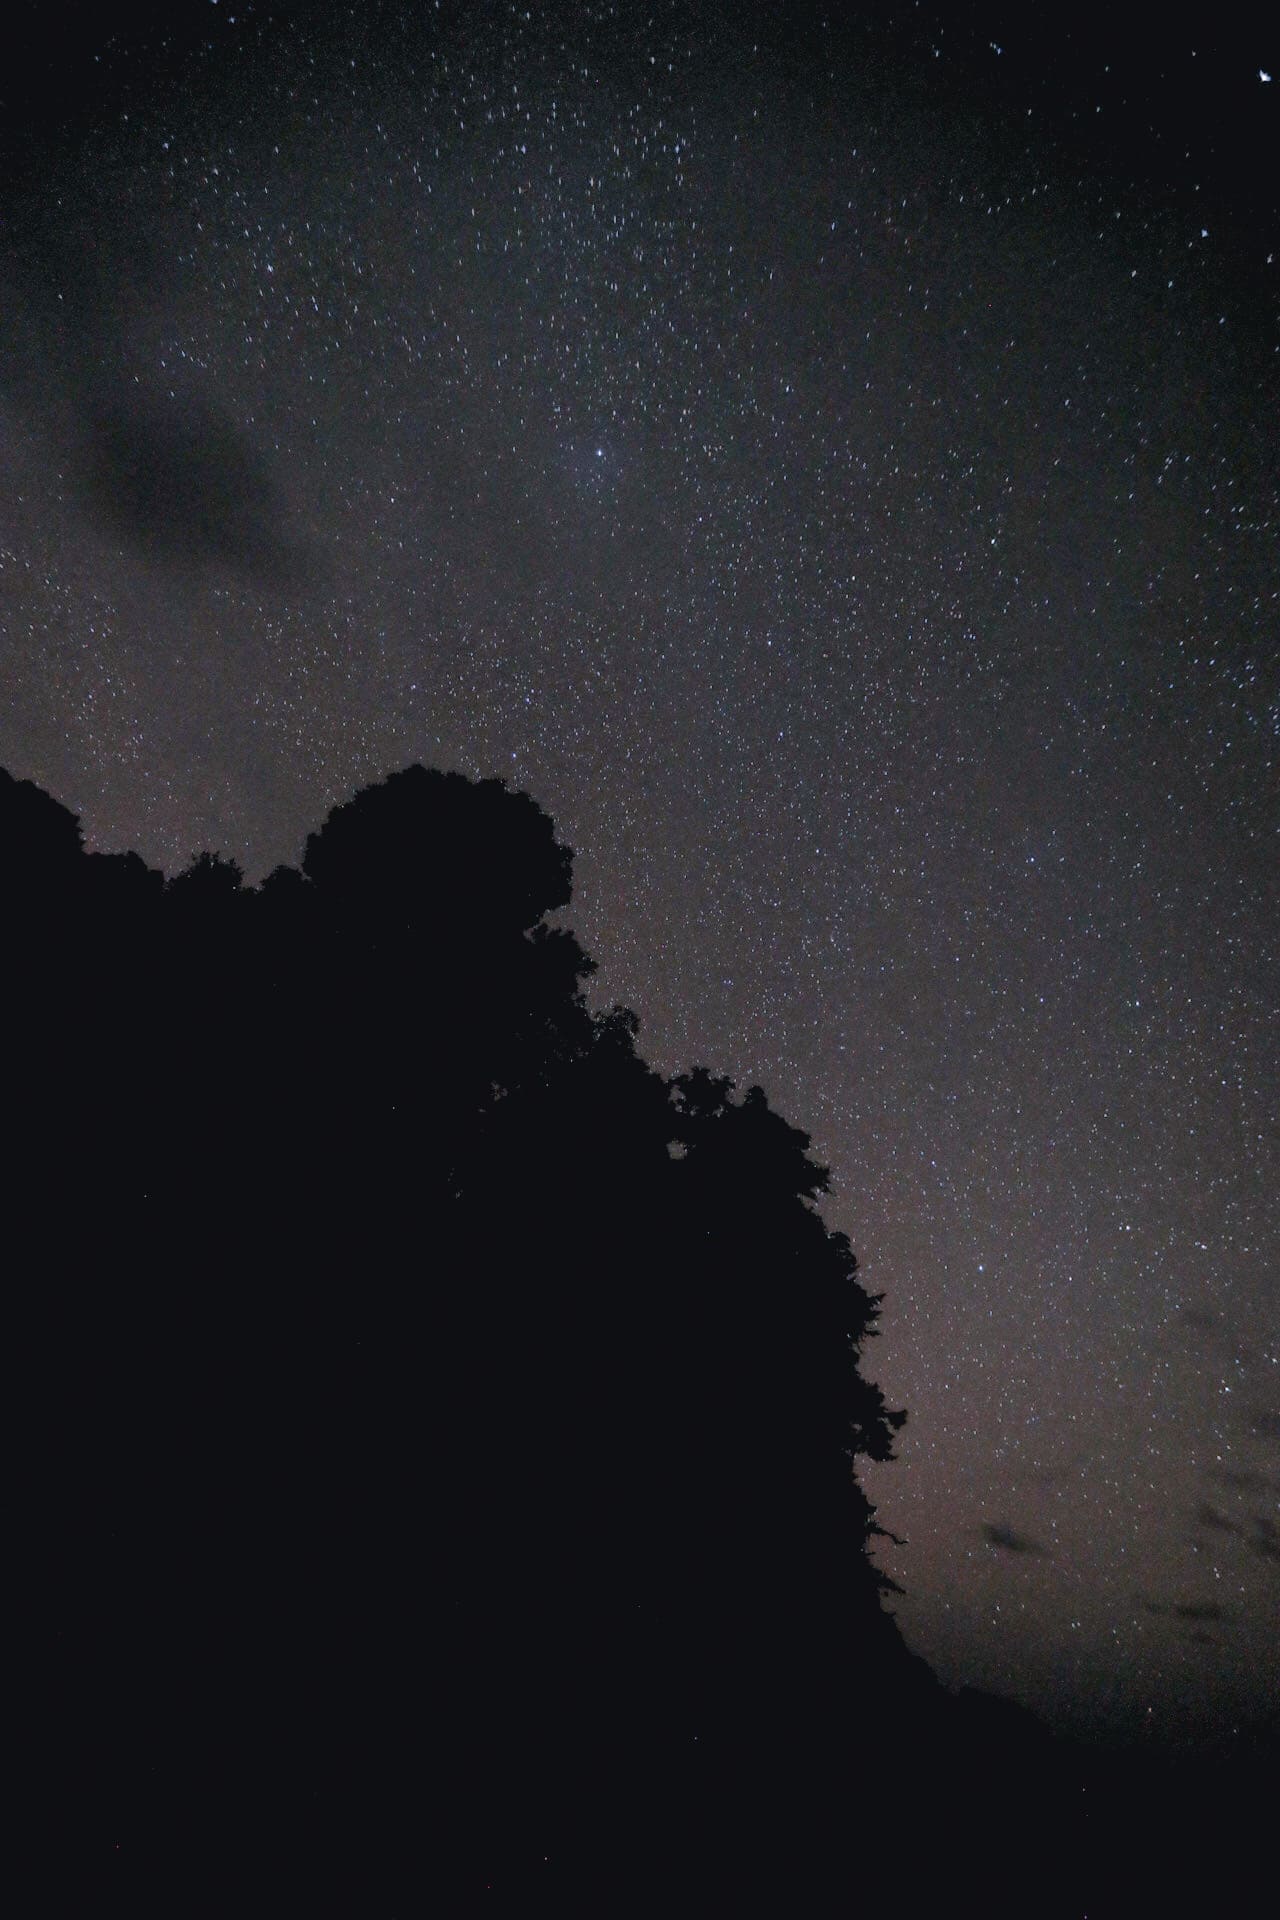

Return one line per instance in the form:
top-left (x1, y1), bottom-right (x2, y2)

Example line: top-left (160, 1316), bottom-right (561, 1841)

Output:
top-left (10, 763), bottom-right (916, 1910)
top-left (15, 762), bottom-right (1273, 1915)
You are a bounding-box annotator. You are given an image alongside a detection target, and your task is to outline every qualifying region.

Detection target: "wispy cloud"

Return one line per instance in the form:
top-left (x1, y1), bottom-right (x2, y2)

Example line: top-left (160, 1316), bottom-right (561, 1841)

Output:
top-left (981, 1523), bottom-right (1048, 1556)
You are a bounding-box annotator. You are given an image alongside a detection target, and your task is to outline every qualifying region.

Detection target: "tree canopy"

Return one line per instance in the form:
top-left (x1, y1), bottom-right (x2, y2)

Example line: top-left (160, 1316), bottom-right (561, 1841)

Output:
top-left (9, 762), bottom-right (913, 1910)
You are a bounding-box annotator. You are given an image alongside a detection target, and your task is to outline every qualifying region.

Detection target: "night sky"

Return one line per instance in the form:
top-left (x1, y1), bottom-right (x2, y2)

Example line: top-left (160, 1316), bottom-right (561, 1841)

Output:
top-left (3, 3), bottom-right (1276, 1747)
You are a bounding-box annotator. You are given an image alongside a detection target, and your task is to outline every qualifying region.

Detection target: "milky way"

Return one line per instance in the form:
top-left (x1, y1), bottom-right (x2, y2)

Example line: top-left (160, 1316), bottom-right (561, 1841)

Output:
top-left (2, 3), bottom-right (1276, 1743)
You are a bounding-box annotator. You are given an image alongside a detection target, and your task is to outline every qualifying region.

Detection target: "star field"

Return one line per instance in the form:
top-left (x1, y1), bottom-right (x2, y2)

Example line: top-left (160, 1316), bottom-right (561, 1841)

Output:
top-left (2, 2), bottom-right (1276, 1745)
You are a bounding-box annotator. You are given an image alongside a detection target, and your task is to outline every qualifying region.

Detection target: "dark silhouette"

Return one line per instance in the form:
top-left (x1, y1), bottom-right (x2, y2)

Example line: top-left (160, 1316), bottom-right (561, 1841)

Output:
top-left (10, 762), bottom-right (919, 1911)
top-left (10, 762), bottom-right (1275, 1915)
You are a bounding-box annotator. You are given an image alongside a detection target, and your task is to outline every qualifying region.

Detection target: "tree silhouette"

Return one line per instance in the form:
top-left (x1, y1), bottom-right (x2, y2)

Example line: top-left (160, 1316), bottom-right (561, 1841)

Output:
top-left (8, 762), bottom-right (911, 1911)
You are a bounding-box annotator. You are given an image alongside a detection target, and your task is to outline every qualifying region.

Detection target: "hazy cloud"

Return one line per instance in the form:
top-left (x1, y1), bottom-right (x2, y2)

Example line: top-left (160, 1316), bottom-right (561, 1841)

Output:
top-left (1195, 1502), bottom-right (1244, 1536)
top-left (75, 393), bottom-right (308, 583)
top-left (981, 1524), bottom-right (1048, 1556)
top-left (1207, 1466), bottom-right (1277, 1495)
top-left (1251, 1517), bottom-right (1280, 1564)
top-left (1142, 1599), bottom-right (1230, 1623)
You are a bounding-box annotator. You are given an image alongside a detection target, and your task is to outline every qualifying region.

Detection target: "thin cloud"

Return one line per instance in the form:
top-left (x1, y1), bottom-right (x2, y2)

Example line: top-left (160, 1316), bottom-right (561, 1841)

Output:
top-left (75, 392), bottom-right (310, 584)
top-left (1208, 1466), bottom-right (1277, 1495)
top-left (1195, 1502), bottom-right (1244, 1536)
top-left (1251, 1518), bottom-right (1280, 1564)
top-left (981, 1524), bottom-right (1048, 1556)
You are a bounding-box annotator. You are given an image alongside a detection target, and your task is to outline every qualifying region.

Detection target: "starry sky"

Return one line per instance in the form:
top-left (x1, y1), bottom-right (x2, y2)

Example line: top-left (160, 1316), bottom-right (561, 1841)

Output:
top-left (3, 3), bottom-right (1276, 1747)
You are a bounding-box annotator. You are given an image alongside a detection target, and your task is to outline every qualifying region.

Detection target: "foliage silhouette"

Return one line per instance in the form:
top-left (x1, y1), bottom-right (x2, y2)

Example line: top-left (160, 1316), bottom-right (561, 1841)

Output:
top-left (20, 759), bottom-right (1268, 1917)
top-left (6, 761), bottom-right (922, 1907)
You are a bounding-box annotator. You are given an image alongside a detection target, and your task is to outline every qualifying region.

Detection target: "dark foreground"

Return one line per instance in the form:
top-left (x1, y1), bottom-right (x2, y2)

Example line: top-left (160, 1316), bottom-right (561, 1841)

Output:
top-left (8, 763), bottom-right (1274, 1913)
